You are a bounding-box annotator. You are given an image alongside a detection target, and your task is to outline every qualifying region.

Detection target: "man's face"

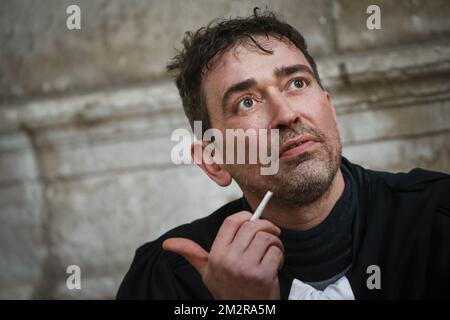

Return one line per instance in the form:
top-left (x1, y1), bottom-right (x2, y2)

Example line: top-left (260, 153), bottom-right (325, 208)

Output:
top-left (202, 36), bottom-right (342, 206)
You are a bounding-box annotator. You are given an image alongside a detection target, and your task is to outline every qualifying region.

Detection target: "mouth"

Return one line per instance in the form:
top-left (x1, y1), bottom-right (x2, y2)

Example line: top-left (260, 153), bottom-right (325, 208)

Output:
top-left (279, 135), bottom-right (318, 159)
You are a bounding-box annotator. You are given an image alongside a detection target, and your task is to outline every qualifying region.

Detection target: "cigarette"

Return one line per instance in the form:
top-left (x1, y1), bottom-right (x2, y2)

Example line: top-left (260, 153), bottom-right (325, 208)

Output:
top-left (251, 190), bottom-right (273, 221)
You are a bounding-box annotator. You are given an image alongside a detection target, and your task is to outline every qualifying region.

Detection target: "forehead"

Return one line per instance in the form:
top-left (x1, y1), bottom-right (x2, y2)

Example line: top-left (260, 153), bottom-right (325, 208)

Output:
top-left (202, 36), bottom-right (311, 104)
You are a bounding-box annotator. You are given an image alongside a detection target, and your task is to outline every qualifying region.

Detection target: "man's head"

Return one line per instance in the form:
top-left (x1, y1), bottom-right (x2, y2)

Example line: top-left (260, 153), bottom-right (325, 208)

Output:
top-left (167, 8), bottom-right (323, 136)
top-left (168, 9), bottom-right (342, 207)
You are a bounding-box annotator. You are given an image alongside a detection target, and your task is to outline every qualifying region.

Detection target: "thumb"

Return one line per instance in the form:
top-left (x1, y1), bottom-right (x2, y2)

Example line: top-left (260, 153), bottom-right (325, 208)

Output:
top-left (162, 237), bottom-right (209, 275)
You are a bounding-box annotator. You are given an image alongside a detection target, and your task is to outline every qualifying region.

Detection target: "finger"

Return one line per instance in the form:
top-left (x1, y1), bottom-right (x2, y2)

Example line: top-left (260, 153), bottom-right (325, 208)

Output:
top-left (231, 219), bottom-right (281, 253)
top-left (244, 231), bottom-right (284, 265)
top-left (210, 211), bottom-right (252, 252)
top-left (162, 237), bottom-right (209, 275)
top-left (261, 245), bottom-right (285, 272)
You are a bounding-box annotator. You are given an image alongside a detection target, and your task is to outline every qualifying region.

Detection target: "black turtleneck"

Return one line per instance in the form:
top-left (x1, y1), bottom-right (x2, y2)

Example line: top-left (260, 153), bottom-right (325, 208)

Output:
top-left (279, 163), bottom-right (356, 291)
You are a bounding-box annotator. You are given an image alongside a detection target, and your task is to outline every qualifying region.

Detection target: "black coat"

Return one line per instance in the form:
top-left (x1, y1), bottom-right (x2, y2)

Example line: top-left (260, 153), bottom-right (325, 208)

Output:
top-left (117, 158), bottom-right (450, 299)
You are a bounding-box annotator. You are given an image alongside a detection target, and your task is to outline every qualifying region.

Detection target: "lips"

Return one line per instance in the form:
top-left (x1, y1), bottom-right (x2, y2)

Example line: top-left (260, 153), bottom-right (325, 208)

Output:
top-left (279, 135), bottom-right (318, 159)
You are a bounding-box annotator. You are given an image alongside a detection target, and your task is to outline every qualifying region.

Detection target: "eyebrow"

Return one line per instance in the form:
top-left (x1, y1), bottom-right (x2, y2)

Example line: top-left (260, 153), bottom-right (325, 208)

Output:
top-left (274, 64), bottom-right (314, 78)
top-left (221, 78), bottom-right (257, 110)
top-left (220, 64), bottom-right (315, 110)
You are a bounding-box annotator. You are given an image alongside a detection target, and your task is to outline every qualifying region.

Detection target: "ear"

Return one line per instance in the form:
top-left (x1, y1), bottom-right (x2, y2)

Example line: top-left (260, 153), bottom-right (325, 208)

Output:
top-left (191, 141), bottom-right (232, 187)
top-left (324, 91), bottom-right (337, 123)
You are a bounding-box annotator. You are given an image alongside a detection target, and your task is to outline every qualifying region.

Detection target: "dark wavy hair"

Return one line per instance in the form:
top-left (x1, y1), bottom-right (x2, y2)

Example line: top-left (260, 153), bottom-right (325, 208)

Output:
top-left (167, 8), bottom-right (322, 137)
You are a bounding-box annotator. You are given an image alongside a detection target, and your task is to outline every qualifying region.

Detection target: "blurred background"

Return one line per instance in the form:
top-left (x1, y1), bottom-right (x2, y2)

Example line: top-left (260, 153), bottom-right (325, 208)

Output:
top-left (0, 0), bottom-right (449, 299)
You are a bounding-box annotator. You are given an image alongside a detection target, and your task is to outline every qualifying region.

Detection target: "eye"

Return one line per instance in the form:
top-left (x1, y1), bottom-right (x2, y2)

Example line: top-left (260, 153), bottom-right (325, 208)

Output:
top-left (237, 97), bottom-right (255, 111)
top-left (288, 78), bottom-right (307, 90)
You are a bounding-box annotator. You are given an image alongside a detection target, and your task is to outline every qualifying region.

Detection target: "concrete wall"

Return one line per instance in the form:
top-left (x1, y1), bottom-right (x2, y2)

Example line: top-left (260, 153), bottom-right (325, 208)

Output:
top-left (0, 0), bottom-right (449, 299)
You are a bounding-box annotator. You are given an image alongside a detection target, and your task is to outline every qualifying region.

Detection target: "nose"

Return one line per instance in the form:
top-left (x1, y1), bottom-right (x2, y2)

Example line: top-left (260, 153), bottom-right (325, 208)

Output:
top-left (266, 90), bottom-right (301, 129)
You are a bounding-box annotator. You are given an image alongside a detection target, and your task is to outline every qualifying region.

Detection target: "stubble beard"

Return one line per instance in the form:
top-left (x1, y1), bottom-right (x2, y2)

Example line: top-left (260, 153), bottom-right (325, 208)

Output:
top-left (230, 124), bottom-right (342, 208)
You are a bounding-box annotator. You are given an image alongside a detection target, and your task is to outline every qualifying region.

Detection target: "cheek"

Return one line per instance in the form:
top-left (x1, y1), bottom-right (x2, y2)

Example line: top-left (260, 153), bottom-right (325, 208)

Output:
top-left (310, 103), bottom-right (339, 138)
top-left (225, 113), bottom-right (272, 132)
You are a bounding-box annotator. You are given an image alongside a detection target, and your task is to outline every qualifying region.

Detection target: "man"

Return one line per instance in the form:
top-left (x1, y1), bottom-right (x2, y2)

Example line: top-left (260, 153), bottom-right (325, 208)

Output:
top-left (117, 10), bottom-right (450, 299)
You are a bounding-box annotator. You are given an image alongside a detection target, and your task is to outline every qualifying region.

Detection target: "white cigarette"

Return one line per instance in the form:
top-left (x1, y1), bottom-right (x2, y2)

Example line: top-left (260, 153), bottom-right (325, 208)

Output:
top-left (251, 190), bottom-right (273, 221)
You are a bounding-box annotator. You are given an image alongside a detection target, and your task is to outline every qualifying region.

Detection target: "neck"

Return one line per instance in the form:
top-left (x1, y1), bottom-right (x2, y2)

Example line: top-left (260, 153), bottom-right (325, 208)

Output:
top-left (245, 169), bottom-right (345, 231)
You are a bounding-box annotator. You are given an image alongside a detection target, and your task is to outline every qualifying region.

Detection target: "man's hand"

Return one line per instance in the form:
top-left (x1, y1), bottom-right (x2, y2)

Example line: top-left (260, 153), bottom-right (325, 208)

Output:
top-left (162, 211), bottom-right (284, 299)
